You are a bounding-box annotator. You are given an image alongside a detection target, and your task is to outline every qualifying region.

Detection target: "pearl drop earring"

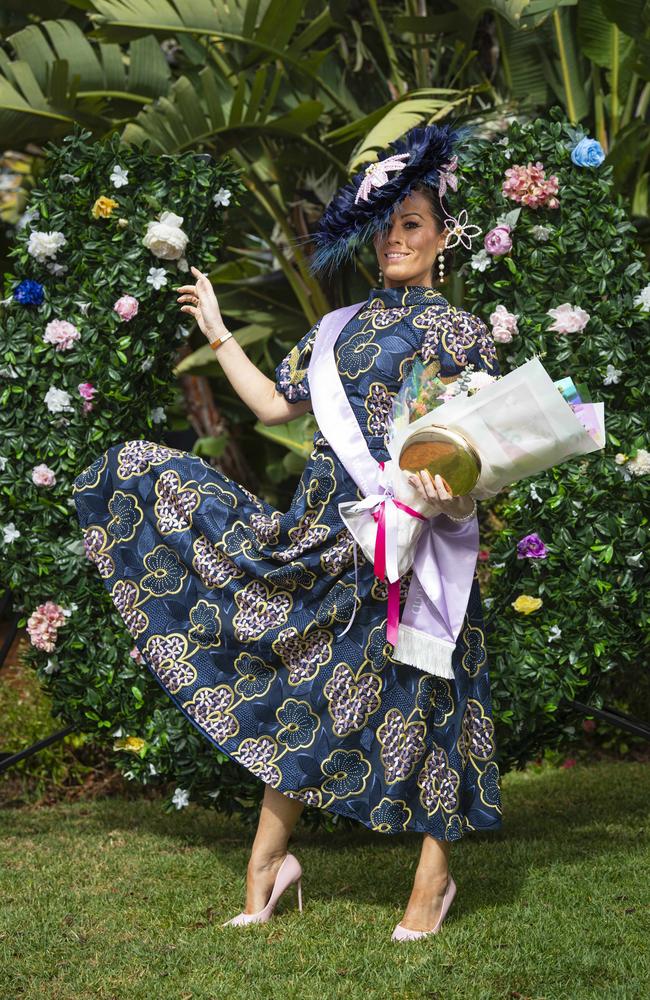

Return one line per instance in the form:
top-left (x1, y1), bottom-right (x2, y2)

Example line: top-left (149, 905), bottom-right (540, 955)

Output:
top-left (378, 266), bottom-right (384, 286)
top-left (437, 249), bottom-right (445, 282)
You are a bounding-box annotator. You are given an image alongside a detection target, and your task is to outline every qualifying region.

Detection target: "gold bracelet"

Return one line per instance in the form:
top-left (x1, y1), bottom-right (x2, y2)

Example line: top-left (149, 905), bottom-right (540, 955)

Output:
top-left (444, 496), bottom-right (477, 522)
top-left (209, 331), bottom-right (233, 352)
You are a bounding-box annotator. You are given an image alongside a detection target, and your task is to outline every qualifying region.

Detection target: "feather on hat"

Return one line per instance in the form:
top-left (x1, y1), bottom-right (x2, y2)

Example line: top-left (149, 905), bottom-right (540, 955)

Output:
top-left (309, 120), bottom-right (476, 276)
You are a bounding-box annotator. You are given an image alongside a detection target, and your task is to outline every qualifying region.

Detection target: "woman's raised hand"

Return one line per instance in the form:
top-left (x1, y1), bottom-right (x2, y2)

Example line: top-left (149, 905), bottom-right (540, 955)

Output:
top-left (176, 266), bottom-right (227, 342)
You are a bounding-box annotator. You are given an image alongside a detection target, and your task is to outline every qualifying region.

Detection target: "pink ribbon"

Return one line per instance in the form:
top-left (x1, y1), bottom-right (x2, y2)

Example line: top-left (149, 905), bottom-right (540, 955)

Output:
top-left (372, 462), bottom-right (427, 644)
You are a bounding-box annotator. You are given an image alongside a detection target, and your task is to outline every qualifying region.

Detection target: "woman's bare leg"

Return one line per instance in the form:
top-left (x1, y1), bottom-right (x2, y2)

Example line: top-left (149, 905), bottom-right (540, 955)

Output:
top-left (398, 834), bottom-right (452, 931)
top-left (244, 784), bottom-right (305, 912)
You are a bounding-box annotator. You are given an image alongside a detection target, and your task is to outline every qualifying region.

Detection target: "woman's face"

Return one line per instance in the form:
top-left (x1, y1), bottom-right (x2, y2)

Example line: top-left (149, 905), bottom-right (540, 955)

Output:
top-left (372, 189), bottom-right (448, 289)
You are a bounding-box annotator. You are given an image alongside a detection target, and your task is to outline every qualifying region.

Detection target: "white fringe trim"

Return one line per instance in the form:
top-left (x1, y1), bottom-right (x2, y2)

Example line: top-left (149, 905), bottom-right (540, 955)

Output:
top-left (392, 624), bottom-right (456, 678)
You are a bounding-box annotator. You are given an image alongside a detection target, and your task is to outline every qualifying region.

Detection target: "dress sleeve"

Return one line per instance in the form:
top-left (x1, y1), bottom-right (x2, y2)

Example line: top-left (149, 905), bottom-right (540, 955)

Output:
top-left (419, 304), bottom-right (500, 380)
top-left (274, 318), bottom-right (321, 403)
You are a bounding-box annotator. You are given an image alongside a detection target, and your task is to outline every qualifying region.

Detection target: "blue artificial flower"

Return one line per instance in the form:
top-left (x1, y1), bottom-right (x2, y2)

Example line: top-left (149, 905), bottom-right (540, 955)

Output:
top-left (570, 136), bottom-right (605, 168)
top-left (13, 279), bottom-right (45, 306)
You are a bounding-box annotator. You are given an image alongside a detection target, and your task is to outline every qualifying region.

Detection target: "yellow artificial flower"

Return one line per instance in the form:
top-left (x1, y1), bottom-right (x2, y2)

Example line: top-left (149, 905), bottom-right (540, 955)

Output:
top-left (92, 196), bottom-right (119, 219)
top-left (512, 594), bottom-right (543, 614)
top-left (113, 735), bottom-right (146, 754)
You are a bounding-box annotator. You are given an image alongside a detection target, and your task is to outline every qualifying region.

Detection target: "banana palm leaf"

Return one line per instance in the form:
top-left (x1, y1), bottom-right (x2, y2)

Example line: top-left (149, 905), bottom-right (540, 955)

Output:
top-left (122, 66), bottom-right (323, 152)
top-left (0, 20), bottom-right (171, 145)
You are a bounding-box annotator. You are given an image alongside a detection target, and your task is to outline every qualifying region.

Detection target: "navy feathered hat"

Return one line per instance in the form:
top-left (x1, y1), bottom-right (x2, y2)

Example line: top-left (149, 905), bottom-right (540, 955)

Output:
top-left (309, 119), bottom-right (477, 276)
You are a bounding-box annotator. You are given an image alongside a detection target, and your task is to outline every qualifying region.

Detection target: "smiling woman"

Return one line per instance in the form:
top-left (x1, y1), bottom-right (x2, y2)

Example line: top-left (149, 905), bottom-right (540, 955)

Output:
top-left (373, 184), bottom-right (457, 288)
top-left (73, 120), bottom-right (502, 941)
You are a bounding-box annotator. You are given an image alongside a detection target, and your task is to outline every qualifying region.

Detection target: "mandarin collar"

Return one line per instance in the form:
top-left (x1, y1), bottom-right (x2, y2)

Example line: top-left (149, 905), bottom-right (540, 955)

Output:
top-left (366, 284), bottom-right (447, 309)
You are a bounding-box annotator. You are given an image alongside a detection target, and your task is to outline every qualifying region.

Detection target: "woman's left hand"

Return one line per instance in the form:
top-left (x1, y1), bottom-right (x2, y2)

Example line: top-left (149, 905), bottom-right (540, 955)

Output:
top-left (406, 469), bottom-right (455, 515)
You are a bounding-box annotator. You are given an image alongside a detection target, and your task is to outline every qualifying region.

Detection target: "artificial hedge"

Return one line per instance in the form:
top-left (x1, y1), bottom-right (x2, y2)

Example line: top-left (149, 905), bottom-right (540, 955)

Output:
top-left (458, 106), bottom-right (650, 764)
top-left (0, 129), bottom-right (261, 815)
top-left (2, 109), bottom-right (647, 827)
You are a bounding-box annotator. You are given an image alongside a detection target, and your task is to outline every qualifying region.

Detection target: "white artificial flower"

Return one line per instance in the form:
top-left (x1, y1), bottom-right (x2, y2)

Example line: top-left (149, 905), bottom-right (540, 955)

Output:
top-left (112, 726), bottom-right (125, 738)
top-left (172, 787), bottom-right (190, 809)
top-left (44, 386), bottom-right (73, 413)
top-left (43, 657), bottom-right (59, 674)
top-left (626, 552), bottom-right (644, 567)
top-left (66, 497), bottom-right (76, 508)
top-left (503, 149), bottom-right (512, 159)
top-left (110, 165), bottom-right (129, 188)
top-left (60, 174), bottom-right (80, 184)
top-left (75, 300), bottom-right (91, 316)
top-left (547, 625), bottom-right (562, 643)
top-left (530, 225), bottom-right (551, 241)
top-left (16, 206), bottom-right (39, 229)
top-left (27, 230), bottom-right (67, 263)
top-left (146, 266), bottom-right (168, 290)
top-left (628, 448), bottom-right (650, 476)
top-left (151, 406), bottom-right (166, 423)
top-left (614, 452), bottom-right (628, 465)
top-left (603, 363), bottom-right (622, 385)
top-left (469, 249), bottom-right (492, 272)
top-left (529, 484), bottom-right (542, 502)
top-left (148, 763), bottom-right (158, 776)
top-left (177, 256), bottom-right (189, 272)
top-left (116, 218), bottom-right (129, 229)
top-left (143, 210), bottom-right (188, 261)
top-left (0, 455), bottom-right (7, 471)
top-left (633, 283), bottom-right (650, 311)
top-left (206, 790), bottom-right (220, 799)
top-left (46, 262), bottom-right (68, 276)
top-left (140, 356), bottom-right (154, 372)
top-left (2, 522), bottom-right (20, 544)
top-left (213, 186), bottom-right (232, 207)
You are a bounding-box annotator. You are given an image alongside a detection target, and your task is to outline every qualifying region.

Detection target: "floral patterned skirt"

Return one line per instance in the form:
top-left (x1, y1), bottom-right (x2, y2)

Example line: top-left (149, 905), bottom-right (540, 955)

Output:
top-left (72, 438), bottom-right (503, 839)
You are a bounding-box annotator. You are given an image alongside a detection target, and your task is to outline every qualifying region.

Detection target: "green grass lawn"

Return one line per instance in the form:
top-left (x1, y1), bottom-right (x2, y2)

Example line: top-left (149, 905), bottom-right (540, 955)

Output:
top-left (1, 760), bottom-right (648, 1000)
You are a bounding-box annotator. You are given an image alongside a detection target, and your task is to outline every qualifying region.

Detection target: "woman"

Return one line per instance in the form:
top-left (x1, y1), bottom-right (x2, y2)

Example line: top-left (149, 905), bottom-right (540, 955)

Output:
top-left (73, 122), bottom-right (502, 940)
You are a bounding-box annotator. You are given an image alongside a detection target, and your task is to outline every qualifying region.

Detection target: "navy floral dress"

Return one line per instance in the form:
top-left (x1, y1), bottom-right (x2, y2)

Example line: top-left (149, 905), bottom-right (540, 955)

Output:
top-left (72, 283), bottom-right (503, 840)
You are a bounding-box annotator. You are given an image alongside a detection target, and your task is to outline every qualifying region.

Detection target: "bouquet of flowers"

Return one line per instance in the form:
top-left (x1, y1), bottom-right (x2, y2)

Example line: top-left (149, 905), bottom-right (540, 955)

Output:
top-left (338, 354), bottom-right (605, 580)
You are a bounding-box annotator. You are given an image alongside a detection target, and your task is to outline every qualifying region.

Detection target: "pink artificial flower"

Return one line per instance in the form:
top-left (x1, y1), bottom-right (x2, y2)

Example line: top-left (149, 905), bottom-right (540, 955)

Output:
top-left (546, 302), bottom-right (590, 334)
top-left (561, 758), bottom-right (577, 769)
top-left (113, 294), bottom-right (139, 322)
top-left (502, 161), bottom-right (560, 209)
top-left (484, 224), bottom-right (512, 256)
top-left (582, 718), bottom-right (597, 734)
top-left (517, 533), bottom-right (548, 559)
top-left (477, 548), bottom-right (490, 562)
top-left (130, 645), bottom-right (144, 664)
top-left (26, 600), bottom-right (67, 652)
top-left (43, 319), bottom-right (80, 351)
top-left (31, 463), bottom-right (57, 487)
top-left (82, 400), bottom-right (94, 415)
top-left (78, 382), bottom-right (96, 401)
top-left (489, 303), bottom-right (519, 343)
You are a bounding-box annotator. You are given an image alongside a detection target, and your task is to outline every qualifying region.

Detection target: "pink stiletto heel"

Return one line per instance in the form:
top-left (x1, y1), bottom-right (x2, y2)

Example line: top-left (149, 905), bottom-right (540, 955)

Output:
top-left (391, 875), bottom-right (457, 941)
top-left (222, 852), bottom-right (304, 927)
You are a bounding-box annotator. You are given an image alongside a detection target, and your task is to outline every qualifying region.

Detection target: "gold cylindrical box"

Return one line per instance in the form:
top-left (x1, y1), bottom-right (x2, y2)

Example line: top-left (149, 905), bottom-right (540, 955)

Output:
top-left (398, 424), bottom-right (482, 496)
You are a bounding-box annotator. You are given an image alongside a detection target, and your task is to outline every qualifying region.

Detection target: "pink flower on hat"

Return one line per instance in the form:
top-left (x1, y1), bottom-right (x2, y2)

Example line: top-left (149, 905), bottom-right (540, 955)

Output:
top-left (437, 155), bottom-right (458, 198)
top-left (354, 153), bottom-right (411, 204)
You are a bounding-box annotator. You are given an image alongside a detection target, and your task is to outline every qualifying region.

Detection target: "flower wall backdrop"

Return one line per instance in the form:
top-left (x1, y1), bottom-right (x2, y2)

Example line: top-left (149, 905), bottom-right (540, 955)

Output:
top-left (457, 107), bottom-right (650, 763)
top-left (0, 128), bottom-right (261, 814)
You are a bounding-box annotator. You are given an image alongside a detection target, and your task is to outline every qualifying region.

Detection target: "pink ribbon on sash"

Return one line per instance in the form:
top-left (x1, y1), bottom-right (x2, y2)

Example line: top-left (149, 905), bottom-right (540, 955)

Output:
top-left (371, 461), bottom-right (426, 644)
top-left (307, 302), bottom-right (480, 679)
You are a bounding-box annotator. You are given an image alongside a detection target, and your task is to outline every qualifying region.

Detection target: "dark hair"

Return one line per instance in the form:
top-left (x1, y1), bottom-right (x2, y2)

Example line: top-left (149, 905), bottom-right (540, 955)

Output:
top-left (411, 181), bottom-right (456, 285)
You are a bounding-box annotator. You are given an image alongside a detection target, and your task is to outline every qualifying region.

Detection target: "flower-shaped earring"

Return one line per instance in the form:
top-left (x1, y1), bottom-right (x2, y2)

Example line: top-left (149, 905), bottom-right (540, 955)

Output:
top-left (442, 208), bottom-right (482, 250)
